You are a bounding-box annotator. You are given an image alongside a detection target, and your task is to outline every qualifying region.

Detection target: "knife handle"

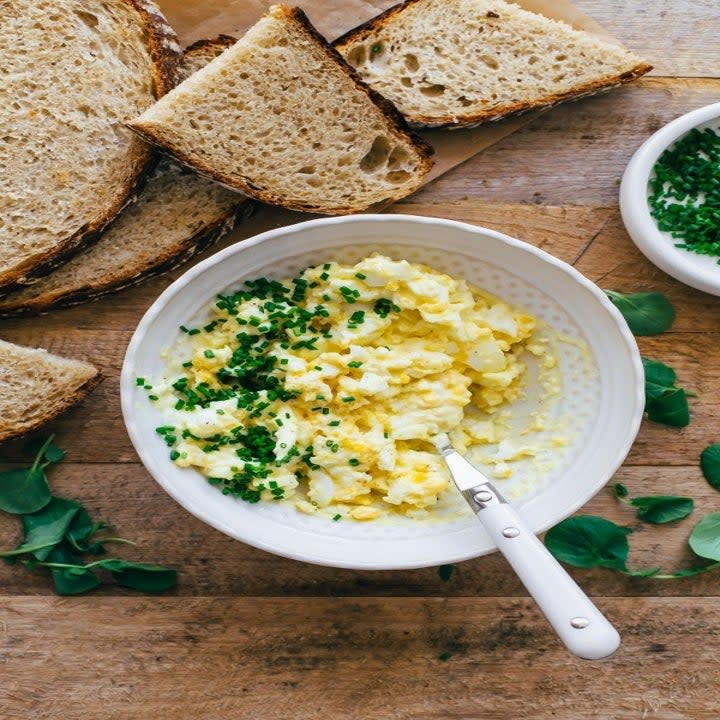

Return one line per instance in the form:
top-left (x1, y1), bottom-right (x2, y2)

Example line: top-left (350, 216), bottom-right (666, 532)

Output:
top-left (463, 483), bottom-right (621, 660)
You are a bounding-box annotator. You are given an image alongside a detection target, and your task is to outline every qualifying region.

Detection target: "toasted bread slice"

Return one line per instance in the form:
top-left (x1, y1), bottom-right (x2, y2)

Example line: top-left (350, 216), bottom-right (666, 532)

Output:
top-left (0, 37), bottom-right (250, 316)
top-left (0, 340), bottom-right (101, 443)
top-left (0, 0), bottom-right (181, 290)
top-left (334, 0), bottom-right (652, 128)
top-left (127, 5), bottom-right (433, 214)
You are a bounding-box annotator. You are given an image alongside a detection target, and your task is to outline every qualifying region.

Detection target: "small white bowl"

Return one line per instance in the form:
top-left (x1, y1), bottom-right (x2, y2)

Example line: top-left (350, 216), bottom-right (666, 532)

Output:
top-left (121, 215), bottom-right (644, 570)
top-left (620, 102), bottom-right (720, 296)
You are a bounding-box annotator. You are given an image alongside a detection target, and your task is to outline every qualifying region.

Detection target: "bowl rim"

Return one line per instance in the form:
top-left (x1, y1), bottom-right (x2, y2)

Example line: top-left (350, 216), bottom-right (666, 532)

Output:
top-left (121, 213), bottom-right (645, 569)
top-left (620, 101), bottom-right (720, 296)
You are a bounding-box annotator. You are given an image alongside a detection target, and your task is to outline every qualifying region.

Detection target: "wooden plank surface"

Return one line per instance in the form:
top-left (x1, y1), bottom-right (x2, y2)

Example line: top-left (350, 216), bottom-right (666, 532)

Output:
top-left (2, 1), bottom-right (719, 718)
top-left (1, 597), bottom-right (719, 720)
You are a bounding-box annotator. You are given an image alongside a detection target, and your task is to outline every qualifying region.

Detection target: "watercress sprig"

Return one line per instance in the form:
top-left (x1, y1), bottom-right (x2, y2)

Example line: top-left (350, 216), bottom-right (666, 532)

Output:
top-left (612, 483), bottom-right (694, 524)
top-left (604, 290), bottom-right (676, 335)
top-left (0, 437), bottom-right (177, 595)
top-left (642, 357), bottom-right (693, 427)
top-left (545, 514), bottom-right (720, 580)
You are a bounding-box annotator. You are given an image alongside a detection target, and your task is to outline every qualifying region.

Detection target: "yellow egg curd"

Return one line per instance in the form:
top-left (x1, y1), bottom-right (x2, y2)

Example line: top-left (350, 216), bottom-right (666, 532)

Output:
top-left (151, 255), bottom-right (553, 521)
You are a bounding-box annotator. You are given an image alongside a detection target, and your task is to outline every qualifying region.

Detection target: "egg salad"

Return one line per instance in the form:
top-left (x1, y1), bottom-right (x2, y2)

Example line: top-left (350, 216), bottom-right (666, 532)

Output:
top-left (145, 255), bottom-right (558, 521)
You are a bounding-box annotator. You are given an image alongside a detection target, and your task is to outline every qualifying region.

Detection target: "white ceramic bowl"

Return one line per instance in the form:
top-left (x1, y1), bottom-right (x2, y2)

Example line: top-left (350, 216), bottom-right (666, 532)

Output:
top-left (121, 214), bottom-right (644, 570)
top-left (620, 102), bottom-right (720, 296)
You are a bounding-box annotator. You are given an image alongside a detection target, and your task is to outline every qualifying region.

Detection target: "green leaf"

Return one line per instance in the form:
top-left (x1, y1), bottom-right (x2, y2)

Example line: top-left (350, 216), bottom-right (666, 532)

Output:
top-left (642, 357), bottom-right (691, 427)
top-left (64, 507), bottom-right (105, 552)
top-left (645, 388), bottom-right (690, 427)
top-left (0, 467), bottom-right (51, 514)
top-left (700, 444), bottom-right (720, 491)
top-left (605, 290), bottom-right (675, 335)
top-left (23, 435), bottom-right (65, 467)
top-left (13, 498), bottom-right (82, 560)
top-left (93, 559), bottom-right (177, 593)
top-left (46, 546), bottom-right (100, 596)
top-left (630, 495), bottom-right (694, 524)
top-left (613, 482), bottom-right (629, 499)
top-left (438, 564), bottom-right (455, 581)
top-left (43, 443), bottom-right (65, 464)
top-left (544, 515), bottom-right (631, 569)
top-left (689, 512), bottom-right (720, 561)
top-left (642, 357), bottom-right (677, 389)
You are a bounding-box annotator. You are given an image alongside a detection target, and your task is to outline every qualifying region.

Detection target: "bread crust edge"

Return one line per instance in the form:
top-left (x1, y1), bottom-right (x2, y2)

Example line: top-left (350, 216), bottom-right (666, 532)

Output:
top-left (0, 0), bottom-right (182, 291)
top-left (0, 200), bottom-right (254, 317)
top-left (127, 5), bottom-right (434, 215)
top-left (333, 1), bottom-right (653, 128)
top-left (0, 367), bottom-right (103, 445)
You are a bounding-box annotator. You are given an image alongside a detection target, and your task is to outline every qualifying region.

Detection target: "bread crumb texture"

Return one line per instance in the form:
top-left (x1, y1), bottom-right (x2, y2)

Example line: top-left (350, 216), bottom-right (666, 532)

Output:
top-left (0, 37), bottom-right (243, 315)
top-left (335, 0), bottom-right (651, 127)
top-left (129, 5), bottom-right (432, 214)
top-left (0, 340), bottom-right (100, 442)
top-left (0, 0), bottom-right (176, 287)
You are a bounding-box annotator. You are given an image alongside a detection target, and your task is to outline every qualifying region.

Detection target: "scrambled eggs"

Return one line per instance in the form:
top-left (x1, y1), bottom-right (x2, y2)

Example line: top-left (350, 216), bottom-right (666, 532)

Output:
top-left (149, 255), bottom-right (556, 521)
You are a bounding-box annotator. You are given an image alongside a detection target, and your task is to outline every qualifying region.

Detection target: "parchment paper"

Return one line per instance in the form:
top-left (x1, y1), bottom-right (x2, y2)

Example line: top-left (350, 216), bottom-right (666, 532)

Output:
top-left (155, 0), bottom-right (619, 186)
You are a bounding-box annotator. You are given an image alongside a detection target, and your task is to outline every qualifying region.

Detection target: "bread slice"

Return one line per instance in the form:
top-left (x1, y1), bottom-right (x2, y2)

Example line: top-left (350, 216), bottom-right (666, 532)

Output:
top-left (0, 340), bottom-right (101, 443)
top-left (127, 5), bottom-right (433, 214)
top-left (0, 0), bottom-right (181, 291)
top-left (0, 37), bottom-right (250, 317)
top-left (334, 0), bottom-right (653, 128)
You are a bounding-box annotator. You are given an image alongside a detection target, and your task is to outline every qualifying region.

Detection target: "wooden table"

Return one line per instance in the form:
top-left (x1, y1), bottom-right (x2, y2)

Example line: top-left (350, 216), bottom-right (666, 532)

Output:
top-left (2, 2), bottom-right (719, 717)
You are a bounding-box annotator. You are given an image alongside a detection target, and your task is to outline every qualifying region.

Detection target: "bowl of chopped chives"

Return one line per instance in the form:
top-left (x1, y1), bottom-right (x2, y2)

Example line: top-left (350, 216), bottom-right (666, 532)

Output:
top-left (620, 102), bottom-right (720, 296)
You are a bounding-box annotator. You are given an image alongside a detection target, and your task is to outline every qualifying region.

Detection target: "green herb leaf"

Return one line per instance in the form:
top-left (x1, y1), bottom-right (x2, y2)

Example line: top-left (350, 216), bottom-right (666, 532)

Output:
top-left (0, 467), bottom-right (51, 514)
top-left (438, 564), bottom-right (455, 581)
top-left (93, 559), bottom-right (177, 593)
top-left (630, 495), bottom-right (694, 524)
top-left (688, 512), bottom-right (720, 561)
top-left (605, 290), bottom-right (675, 335)
top-left (642, 357), bottom-right (691, 427)
top-left (700, 444), bottom-right (720, 491)
top-left (47, 546), bottom-right (100, 596)
top-left (13, 498), bottom-right (82, 560)
top-left (613, 482), bottom-right (629, 499)
top-left (544, 515), bottom-right (631, 569)
top-left (42, 443), bottom-right (66, 464)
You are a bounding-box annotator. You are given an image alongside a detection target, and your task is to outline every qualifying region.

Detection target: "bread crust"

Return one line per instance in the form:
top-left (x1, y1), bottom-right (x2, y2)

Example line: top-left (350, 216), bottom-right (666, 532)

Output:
top-left (183, 35), bottom-right (239, 56)
top-left (0, 0), bottom-right (181, 291)
top-left (0, 367), bottom-right (103, 444)
top-left (406, 63), bottom-right (653, 129)
top-left (127, 6), bottom-right (433, 215)
top-left (0, 36), bottom-right (245, 315)
top-left (333, 0), bottom-right (653, 129)
top-left (0, 201), bottom-right (254, 316)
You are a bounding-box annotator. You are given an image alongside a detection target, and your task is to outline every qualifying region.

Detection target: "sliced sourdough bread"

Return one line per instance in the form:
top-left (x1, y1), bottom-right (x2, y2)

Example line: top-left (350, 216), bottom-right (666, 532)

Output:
top-left (0, 0), bottom-right (181, 290)
top-left (334, 0), bottom-right (653, 128)
top-left (0, 340), bottom-right (101, 443)
top-left (127, 5), bottom-right (433, 214)
top-left (0, 36), bottom-right (250, 316)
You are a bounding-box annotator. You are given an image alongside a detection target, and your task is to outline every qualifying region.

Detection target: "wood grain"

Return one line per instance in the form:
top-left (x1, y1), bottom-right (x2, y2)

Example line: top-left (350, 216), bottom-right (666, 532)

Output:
top-left (1, 597), bottom-right (719, 720)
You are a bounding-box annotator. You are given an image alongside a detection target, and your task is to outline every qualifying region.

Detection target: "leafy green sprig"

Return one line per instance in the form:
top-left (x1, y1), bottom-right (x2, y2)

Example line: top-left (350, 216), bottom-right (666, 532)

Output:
top-left (605, 290), bottom-right (675, 335)
top-left (0, 437), bottom-right (177, 595)
top-left (642, 357), bottom-right (694, 427)
top-left (545, 512), bottom-right (720, 580)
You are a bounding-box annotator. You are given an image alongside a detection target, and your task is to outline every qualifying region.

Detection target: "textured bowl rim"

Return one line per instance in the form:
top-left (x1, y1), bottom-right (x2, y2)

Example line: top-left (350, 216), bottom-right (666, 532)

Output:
top-left (620, 101), bottom-right (720, 296)
top-left (121, 214), bottom-right (644, 569)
